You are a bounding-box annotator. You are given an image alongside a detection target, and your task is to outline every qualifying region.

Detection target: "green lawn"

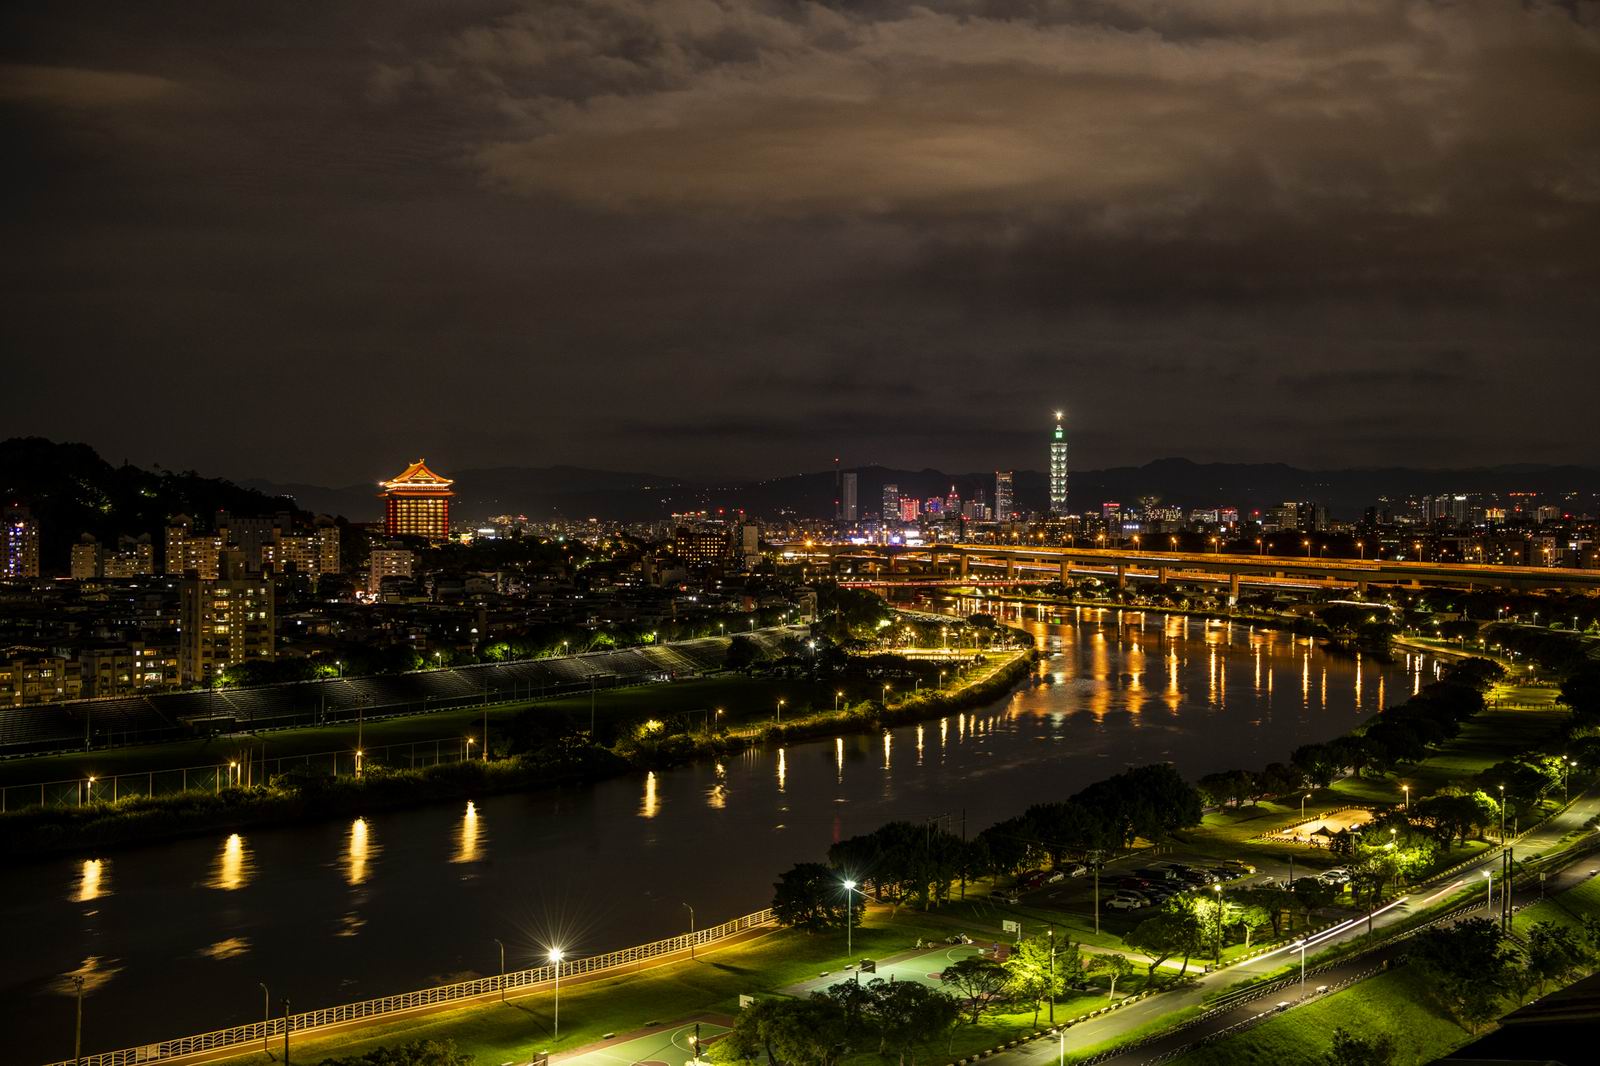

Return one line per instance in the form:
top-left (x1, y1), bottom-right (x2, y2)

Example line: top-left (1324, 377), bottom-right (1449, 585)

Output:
top-left (197, 903), bottom-right (1109, 1066)
top-left (1171, 968), bottom-right (1473, 1066)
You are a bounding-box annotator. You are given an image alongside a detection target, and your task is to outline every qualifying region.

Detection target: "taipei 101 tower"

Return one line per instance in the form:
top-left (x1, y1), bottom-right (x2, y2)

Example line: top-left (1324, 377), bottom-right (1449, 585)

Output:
top-left (1048, 411), bottom-right (1069, 515)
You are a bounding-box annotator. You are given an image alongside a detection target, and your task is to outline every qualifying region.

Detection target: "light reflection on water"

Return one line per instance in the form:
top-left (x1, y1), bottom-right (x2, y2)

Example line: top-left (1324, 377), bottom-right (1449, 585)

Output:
top-left (453, 802), bottom-right (484, 864)
top-left (344, 818), bottom-right (378, 886)
top-left (74, 859), bottom-right (108, 903)
top-left (208, 833), bottom-right (253, 890)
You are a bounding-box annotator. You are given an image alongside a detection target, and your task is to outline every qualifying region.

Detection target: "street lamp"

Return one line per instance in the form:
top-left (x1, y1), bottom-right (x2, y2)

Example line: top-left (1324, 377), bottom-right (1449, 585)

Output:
top-left (842, 880), bottom-right (858, 958)
top-left (464, 736), bottom-right (474, 762)
top-left (1212, 884), bottom-right (1223, 962)
top-left (355, 749), bottom-right (364, 777)
top-left (835, 690), bottom-right (844, 712)
top-left (1498, 785), bottom-right (1506, 844)
top-left (1300, 793), bottom-right (1309, 824)
top-left (1402, 784), bottom-right (1409, 811)
top-left (1483, 870), bottom-right (1493, 914)
top-left (548, 947), bottom-right (565, 1039)
top-left (1047, 927), bottom-right (1057, 1023)
top-left (684, 902), bottom-right (696, 959)
top-left (259, 983), bottom-right (270, 1054)
top-left (492, 939), bottom-right (505, 1002)
top-left (776, 699), bottom-right (785, 724)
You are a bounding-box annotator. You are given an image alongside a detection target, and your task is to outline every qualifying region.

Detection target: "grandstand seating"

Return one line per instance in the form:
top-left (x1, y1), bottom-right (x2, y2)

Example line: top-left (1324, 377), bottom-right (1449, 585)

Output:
top-left (0, 627), bottom-right (806, 755)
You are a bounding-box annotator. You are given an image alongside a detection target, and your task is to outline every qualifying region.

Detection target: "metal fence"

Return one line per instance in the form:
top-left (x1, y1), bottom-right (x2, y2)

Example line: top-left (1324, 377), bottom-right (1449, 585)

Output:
top-left (42, 908), bottom-right (776, 1066)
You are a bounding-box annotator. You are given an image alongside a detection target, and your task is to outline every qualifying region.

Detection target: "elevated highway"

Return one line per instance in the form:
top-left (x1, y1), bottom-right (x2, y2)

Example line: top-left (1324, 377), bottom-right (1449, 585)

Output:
top-left (802, 543), bottom-right (1600, 597)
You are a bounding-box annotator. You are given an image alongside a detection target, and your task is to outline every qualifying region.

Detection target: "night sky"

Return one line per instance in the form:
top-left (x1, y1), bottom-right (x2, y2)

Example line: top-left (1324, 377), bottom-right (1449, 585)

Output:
top-left (4, 2), bottom-right (1597, 485)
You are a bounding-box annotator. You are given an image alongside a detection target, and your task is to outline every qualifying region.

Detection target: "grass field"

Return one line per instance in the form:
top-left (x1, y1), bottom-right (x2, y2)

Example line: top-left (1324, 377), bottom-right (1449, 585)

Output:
top-left (1170, 967), bottom-right (1472, 1065)
top-left (197, 895), bottom-right (1113, 1066)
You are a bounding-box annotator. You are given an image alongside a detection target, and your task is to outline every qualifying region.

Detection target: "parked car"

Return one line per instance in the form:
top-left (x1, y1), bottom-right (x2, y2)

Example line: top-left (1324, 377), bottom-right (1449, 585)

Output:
top-left (1064, 863), bottom-right (1089, 878)
top-left (1106, 897), bottom-right (1144, 911)
top-left (1223, 859), bottom-right (1258, 875)
top-left (1318, 868), bottom-right (1351, 885)
top-left (1045, 870), bottom-right (1066, 884)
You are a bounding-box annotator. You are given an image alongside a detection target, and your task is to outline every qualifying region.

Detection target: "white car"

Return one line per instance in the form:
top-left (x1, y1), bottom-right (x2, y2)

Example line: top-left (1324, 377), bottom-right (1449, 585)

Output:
top-left (1318, 869), bottom-right (1351, 885)
top-left (1105, 897), bottom-right (1143, 911)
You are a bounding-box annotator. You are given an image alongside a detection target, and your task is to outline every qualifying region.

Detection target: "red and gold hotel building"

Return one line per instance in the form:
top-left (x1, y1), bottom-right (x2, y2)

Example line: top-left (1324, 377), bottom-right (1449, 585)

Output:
top-left (379, 460), bottom-right (454, 539)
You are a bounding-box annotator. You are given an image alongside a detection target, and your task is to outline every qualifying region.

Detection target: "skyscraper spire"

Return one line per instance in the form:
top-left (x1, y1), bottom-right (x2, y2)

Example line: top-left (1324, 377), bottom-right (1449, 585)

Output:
top-left (1049, 411), bottom-right (1069, 515)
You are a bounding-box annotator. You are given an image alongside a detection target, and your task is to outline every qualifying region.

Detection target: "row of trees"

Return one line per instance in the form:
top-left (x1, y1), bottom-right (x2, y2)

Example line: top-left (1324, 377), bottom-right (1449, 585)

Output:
top-left (771, 765), bottom-right (1204, 923)
top-left (727, 979), bottom-right (959, 1066)
top-left (1198, 658), bottom-right (1505, 809)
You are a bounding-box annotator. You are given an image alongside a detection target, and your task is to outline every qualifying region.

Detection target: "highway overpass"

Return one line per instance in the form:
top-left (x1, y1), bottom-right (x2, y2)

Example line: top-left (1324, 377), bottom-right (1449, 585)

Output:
top-left (800, 543), bottom-right (1600, 597)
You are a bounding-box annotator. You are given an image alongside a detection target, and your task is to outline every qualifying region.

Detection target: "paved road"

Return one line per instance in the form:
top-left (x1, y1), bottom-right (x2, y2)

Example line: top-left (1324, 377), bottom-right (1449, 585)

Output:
top-left (990, 788), bottom-right (1600, 1066)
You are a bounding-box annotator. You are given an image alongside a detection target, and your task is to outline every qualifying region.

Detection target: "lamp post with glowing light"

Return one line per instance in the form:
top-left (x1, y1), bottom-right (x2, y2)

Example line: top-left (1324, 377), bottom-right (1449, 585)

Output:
top-left (1402, 784), bottom-right (1409, 811)
top-left (1483, 870), bottom-right (1493, 913)
top-left (776, 699), bottom-right (785, 724)
top-left (1498, 785), bottom-right (1506, 844)
top-left (492, 939), bottom-right (505, 1002)
top-left (842, 880), bottom-right (858, 958)
top-left (548, 947), bottom-right (564, 1039)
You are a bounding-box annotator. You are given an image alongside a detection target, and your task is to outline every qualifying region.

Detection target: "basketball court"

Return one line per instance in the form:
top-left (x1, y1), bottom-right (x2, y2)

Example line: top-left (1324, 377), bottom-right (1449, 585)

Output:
top-left (784, 943), bottom-right (991, 997)
top-left (555, 1020), bottom-right (730, 1066)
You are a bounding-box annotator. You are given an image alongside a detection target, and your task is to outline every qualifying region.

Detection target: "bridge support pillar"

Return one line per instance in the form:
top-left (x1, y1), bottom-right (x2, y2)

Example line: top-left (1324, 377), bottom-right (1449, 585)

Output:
top-left (1158, 566), bottom-right (1169, 585)
top-left (959, 554), bottom-right (969, 578)
top-left (1060, 559), bottom-right (1071, 584)
top-left (887, 555), bottom-right (897, 573)
top-left (1005, 557), bottom-right (1017, 581)
top-left (1116, 564), bottom-right (1127, 590)
top-left (1356, 579), bottom-right (1368, 597)
top-left (1229, 572), bottom-right (1241, 601)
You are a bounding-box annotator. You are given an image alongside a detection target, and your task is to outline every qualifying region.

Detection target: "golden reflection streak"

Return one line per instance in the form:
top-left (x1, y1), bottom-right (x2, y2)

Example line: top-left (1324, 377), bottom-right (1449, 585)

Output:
top-left (209, 833), bottom-right (252, 889)
top-left (345, 818), bottom-right (374, 886)
top-left (939, 718), bottom-right (948, 747)
top-left (453, 802), bottom-right (483, 863)
top-left (835, 737), bottom-right (845, 782)
top-left (76, 859), bottom-right (107, 902)
top-left (883, 729), bottom-right (892, 769)
top-left (915, 724), bottom-right (924, 765)
top-left (707, 762), bottom-right (727, 810)
top-left (640, 771), bottom-right (659, 818)
top-left (777, 748), bottom-right (787, 793)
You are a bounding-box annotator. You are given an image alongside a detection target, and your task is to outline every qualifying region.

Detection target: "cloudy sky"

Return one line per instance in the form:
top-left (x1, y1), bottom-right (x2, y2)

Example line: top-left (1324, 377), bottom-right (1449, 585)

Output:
top-left (4, 1), bottom-right (1597, 484)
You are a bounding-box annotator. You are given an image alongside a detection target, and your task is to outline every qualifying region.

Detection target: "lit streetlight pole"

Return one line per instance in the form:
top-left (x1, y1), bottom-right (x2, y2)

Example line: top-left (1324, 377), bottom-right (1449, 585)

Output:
top-left (73, 975), bottom-right (84, 1066)
top-left (1483, 870), bottom-right (1493, 913)
top-left (493, 939), bottom-right (505, 1002)
top-left (776, 699), bottom-right (785, 724)
top-left (1402, 784), bottom-right (1409, 811)
top-left (1498, 785), bottom-right (1506, 844)
top-left (1047, 927), bottom-right (1056, 1024)
top-left (258, 983), bottom-right (270, 1054)
top-left (683, 903), bottom-right (696, 960)
top-left (548, 947), bottom-right (564, 1040)
top-left (842, 880), bottom-right (858, 959)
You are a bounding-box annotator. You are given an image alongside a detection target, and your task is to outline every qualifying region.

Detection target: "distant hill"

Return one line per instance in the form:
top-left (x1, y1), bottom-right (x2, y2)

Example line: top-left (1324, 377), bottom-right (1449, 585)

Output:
top-left (1, 437), bottom-right (299, 571)
top-left (246, 457), bottom-right (1600, 523)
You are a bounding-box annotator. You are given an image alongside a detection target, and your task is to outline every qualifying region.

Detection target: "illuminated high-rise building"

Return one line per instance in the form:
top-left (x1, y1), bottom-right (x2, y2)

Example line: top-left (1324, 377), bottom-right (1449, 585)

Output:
top-left (3, 504), bottom-right (41, 579)
top-left (840, 472), bottom-right (858, 522)
top-left (995, 471), bottom-right (1014, 520)
top-left (899, 496), bottom-right (920, 523)
top-left (1048, 412), bottom-right (1069, 515)
top-left (881, 484), bottom-right (899, 522)
top-left (380, 460), bottom-right (454, 539)
top-left (179, 550), bottom-right (274, 684)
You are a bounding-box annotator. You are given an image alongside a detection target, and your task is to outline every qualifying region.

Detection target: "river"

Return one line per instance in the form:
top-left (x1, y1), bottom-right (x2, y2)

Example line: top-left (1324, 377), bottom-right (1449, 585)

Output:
top-left (1, 607), bottom-right (1436, 1064)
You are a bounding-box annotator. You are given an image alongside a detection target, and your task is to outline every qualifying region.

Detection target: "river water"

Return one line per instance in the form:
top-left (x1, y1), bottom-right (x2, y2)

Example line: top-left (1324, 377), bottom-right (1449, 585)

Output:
top-left (2, 607), bottom-right (1436, 1064)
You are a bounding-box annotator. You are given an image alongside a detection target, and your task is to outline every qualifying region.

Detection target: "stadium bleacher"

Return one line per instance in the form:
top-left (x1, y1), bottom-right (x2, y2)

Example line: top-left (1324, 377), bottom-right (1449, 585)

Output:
top-left (0, 626), bottom-right (806, 756)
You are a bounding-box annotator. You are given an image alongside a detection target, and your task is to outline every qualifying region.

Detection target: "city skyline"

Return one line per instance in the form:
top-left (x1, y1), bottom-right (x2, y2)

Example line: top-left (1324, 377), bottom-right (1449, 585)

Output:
top-left (5, 2), bottom-right (1599, 484)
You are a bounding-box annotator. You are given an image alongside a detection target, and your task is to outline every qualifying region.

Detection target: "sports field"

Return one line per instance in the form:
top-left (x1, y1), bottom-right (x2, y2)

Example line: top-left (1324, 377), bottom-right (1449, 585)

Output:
top-left (559, 1020), bottom-right (730, 1066)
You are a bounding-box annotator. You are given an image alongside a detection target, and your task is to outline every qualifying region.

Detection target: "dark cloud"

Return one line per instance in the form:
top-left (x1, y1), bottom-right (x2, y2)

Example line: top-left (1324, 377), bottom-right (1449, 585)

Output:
top-left (2, 0), bottom-right (1597, 486)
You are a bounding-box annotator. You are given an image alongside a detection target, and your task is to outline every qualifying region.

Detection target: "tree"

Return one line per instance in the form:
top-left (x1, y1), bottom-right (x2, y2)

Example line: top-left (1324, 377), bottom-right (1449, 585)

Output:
top-left (1126, 906), bottom-right (1202, 983)
top-left (724, 997), bottom-right (850, 1066)
top-left (1408, 918), bottom-right (1517, 1032)
top-left (1291, 743), bottom-right (1341, 788)
top-left (1090, 953), bottom-right (1135, 1001)
top-left (1524, 921), bottom-right (1588, 994)
top-left (1291, 878), bottom-right (1339, 931)
top-left (938, 957), bottom-right (1009, 1024)
top-left (866, 978), bottom-right (961, 1066)
top-left (1235, 902), bottom-right (1272, 950)
top-left (1003, 935), bottom-right (1069, 1024)
top-left (1325, 1027), bottom-right (1396, 1066)
top-left (724, 635), bottom-right (764, 672)
top-left (315, 1041), bottom-right (472, 1066)
top-left (771, 862), bottom-right (854, 932)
